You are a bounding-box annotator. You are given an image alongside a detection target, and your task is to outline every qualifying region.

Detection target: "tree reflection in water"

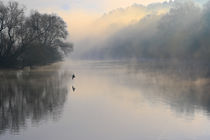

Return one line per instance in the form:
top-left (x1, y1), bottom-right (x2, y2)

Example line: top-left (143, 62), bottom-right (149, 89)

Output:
top-left (0, 65), bottom-right (71, 135)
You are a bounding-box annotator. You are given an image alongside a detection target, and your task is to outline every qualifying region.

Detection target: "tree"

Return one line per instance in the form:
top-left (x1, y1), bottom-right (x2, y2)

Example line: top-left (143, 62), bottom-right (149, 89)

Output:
top-left (0, 1), bottom-right (25, 60)
top-left (0, 1), bottom-right (73, 68)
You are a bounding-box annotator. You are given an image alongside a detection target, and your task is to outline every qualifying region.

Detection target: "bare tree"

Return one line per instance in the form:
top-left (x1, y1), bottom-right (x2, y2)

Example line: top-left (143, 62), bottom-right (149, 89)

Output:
top-left (0, 1), bottom-right (73, 67)
top-left (0, 1), bottom-right (24, 58)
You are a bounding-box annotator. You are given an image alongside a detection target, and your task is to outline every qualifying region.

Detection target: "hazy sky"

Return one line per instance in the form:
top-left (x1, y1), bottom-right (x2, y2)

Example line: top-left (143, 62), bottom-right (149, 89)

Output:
top-left (6, 0), bottom-right (206, 13)
top-left (7, 0), bottom-right (172, 13)
top-left (1, 0), bottom-right (170, 40)
top-left (3, 0), bottom-right (207, 43)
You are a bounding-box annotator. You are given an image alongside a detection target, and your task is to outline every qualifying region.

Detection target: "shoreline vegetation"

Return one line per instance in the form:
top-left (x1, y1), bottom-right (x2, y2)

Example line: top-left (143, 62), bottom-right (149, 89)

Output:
top-left (82, 1), bottom-right (210, 67)
top-left (0, 1), bottom-right (73, 69)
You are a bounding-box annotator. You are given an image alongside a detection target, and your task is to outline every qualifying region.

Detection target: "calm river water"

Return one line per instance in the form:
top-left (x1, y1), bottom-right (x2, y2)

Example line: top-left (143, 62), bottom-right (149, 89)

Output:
top-left (0, 60), bottom-right (210, 140)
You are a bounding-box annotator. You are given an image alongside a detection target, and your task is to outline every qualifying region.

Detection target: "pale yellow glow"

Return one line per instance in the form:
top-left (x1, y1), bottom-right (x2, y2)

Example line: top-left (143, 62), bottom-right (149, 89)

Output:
top-left (42, 1), bottom-right (170, 43)
top-left (59, 10), bottom-right (100, 41)
top-left (56, 7), bottom-right (168, 42)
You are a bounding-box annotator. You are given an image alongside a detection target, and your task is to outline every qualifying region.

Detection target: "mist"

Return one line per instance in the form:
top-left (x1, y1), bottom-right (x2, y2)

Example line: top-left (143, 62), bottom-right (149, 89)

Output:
top-left (73, 0), bottom-right (210, 65)
top-left (70, 1), bottom-right (171, 58)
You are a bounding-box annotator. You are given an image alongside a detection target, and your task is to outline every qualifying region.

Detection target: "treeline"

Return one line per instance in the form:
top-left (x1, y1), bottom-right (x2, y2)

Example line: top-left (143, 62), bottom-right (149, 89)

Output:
top-left (0, 1), bottom-right (73, 68)
top-left (87, 1), bottom-right (210, 65)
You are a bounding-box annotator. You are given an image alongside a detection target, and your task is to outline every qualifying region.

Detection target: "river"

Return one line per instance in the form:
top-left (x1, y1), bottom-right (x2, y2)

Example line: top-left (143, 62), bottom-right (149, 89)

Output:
top-left (0, 60), bottom-right (210, 140)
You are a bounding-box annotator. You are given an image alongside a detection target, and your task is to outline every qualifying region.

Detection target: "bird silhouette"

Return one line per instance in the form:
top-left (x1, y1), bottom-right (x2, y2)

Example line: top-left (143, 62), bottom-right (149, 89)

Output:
top-left (72, 86), bottom-right (76, 92)
top-left (72, 74), bottom-right (75, 80)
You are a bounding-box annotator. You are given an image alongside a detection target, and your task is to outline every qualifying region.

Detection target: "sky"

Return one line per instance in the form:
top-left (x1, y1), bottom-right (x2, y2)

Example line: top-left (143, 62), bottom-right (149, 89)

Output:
top-left (13, 0), bottom-right (171, 42)
top-left (2, 0), bottom-right (208, 53)
top-left (4, 0), bottom-right (206, 13)
top-left (7, 0), bottom-right (172, 13)
top-left (3, 0), bottom-right (172, 30)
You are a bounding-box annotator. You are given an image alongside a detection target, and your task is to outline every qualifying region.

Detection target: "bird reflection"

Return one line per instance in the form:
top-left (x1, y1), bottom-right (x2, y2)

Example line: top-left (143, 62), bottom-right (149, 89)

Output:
top-left (72, 74), bottom-right (75, 80)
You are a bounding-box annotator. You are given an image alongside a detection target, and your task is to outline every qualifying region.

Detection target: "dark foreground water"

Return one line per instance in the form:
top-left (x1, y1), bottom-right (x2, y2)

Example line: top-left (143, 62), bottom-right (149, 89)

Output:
top-left (0, 60), bottom-right (210, 140)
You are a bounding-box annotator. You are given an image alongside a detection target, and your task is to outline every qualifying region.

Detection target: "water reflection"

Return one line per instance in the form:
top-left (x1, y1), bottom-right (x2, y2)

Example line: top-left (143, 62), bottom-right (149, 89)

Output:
top-left (0, 64), bottom-right (71, 135)
top-left (65, 60), bottom-right (210, 117)
top-left (121, 60), bottom-right (210, 116)
top-left (1, 60), bottom-right (210, 140)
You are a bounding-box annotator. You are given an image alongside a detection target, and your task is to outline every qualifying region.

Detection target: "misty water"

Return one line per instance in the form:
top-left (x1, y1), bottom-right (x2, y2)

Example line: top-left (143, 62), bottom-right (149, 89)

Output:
top-left (1, 60), bottom-right (210, 140)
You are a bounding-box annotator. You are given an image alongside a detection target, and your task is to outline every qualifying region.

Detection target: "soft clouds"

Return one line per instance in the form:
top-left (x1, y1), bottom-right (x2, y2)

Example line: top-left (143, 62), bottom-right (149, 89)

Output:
top-left (4, 0), bottom-right (170, 12)
top-left (104, 0), bottom-right (169, 11)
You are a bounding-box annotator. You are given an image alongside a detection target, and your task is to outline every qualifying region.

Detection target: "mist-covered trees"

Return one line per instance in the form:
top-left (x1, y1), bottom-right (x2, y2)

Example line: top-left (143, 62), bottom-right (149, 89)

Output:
top-left (0, 1), bottom-right (73, 68)
top-left (85, 1), bottom-right (210, 65)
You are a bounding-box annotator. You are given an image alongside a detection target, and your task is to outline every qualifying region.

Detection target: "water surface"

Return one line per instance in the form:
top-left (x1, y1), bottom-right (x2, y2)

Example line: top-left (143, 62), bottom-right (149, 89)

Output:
top-left (1, 60), bottom-right (210, 140)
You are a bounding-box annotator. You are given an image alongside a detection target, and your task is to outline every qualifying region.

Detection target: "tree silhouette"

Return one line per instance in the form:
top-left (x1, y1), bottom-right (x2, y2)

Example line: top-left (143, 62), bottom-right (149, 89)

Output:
top-left (0, 1), bottom-right (73, 68)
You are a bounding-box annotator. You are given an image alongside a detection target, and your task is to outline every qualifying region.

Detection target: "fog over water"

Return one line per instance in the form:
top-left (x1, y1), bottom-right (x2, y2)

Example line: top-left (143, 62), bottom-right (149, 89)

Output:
top-left (1, 60), bottom-right (210, 140)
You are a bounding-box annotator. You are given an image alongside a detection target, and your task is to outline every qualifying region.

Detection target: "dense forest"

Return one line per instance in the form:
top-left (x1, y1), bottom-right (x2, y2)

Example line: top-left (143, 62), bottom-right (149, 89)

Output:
top-left (0, 1), bottom-right (73, 68)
